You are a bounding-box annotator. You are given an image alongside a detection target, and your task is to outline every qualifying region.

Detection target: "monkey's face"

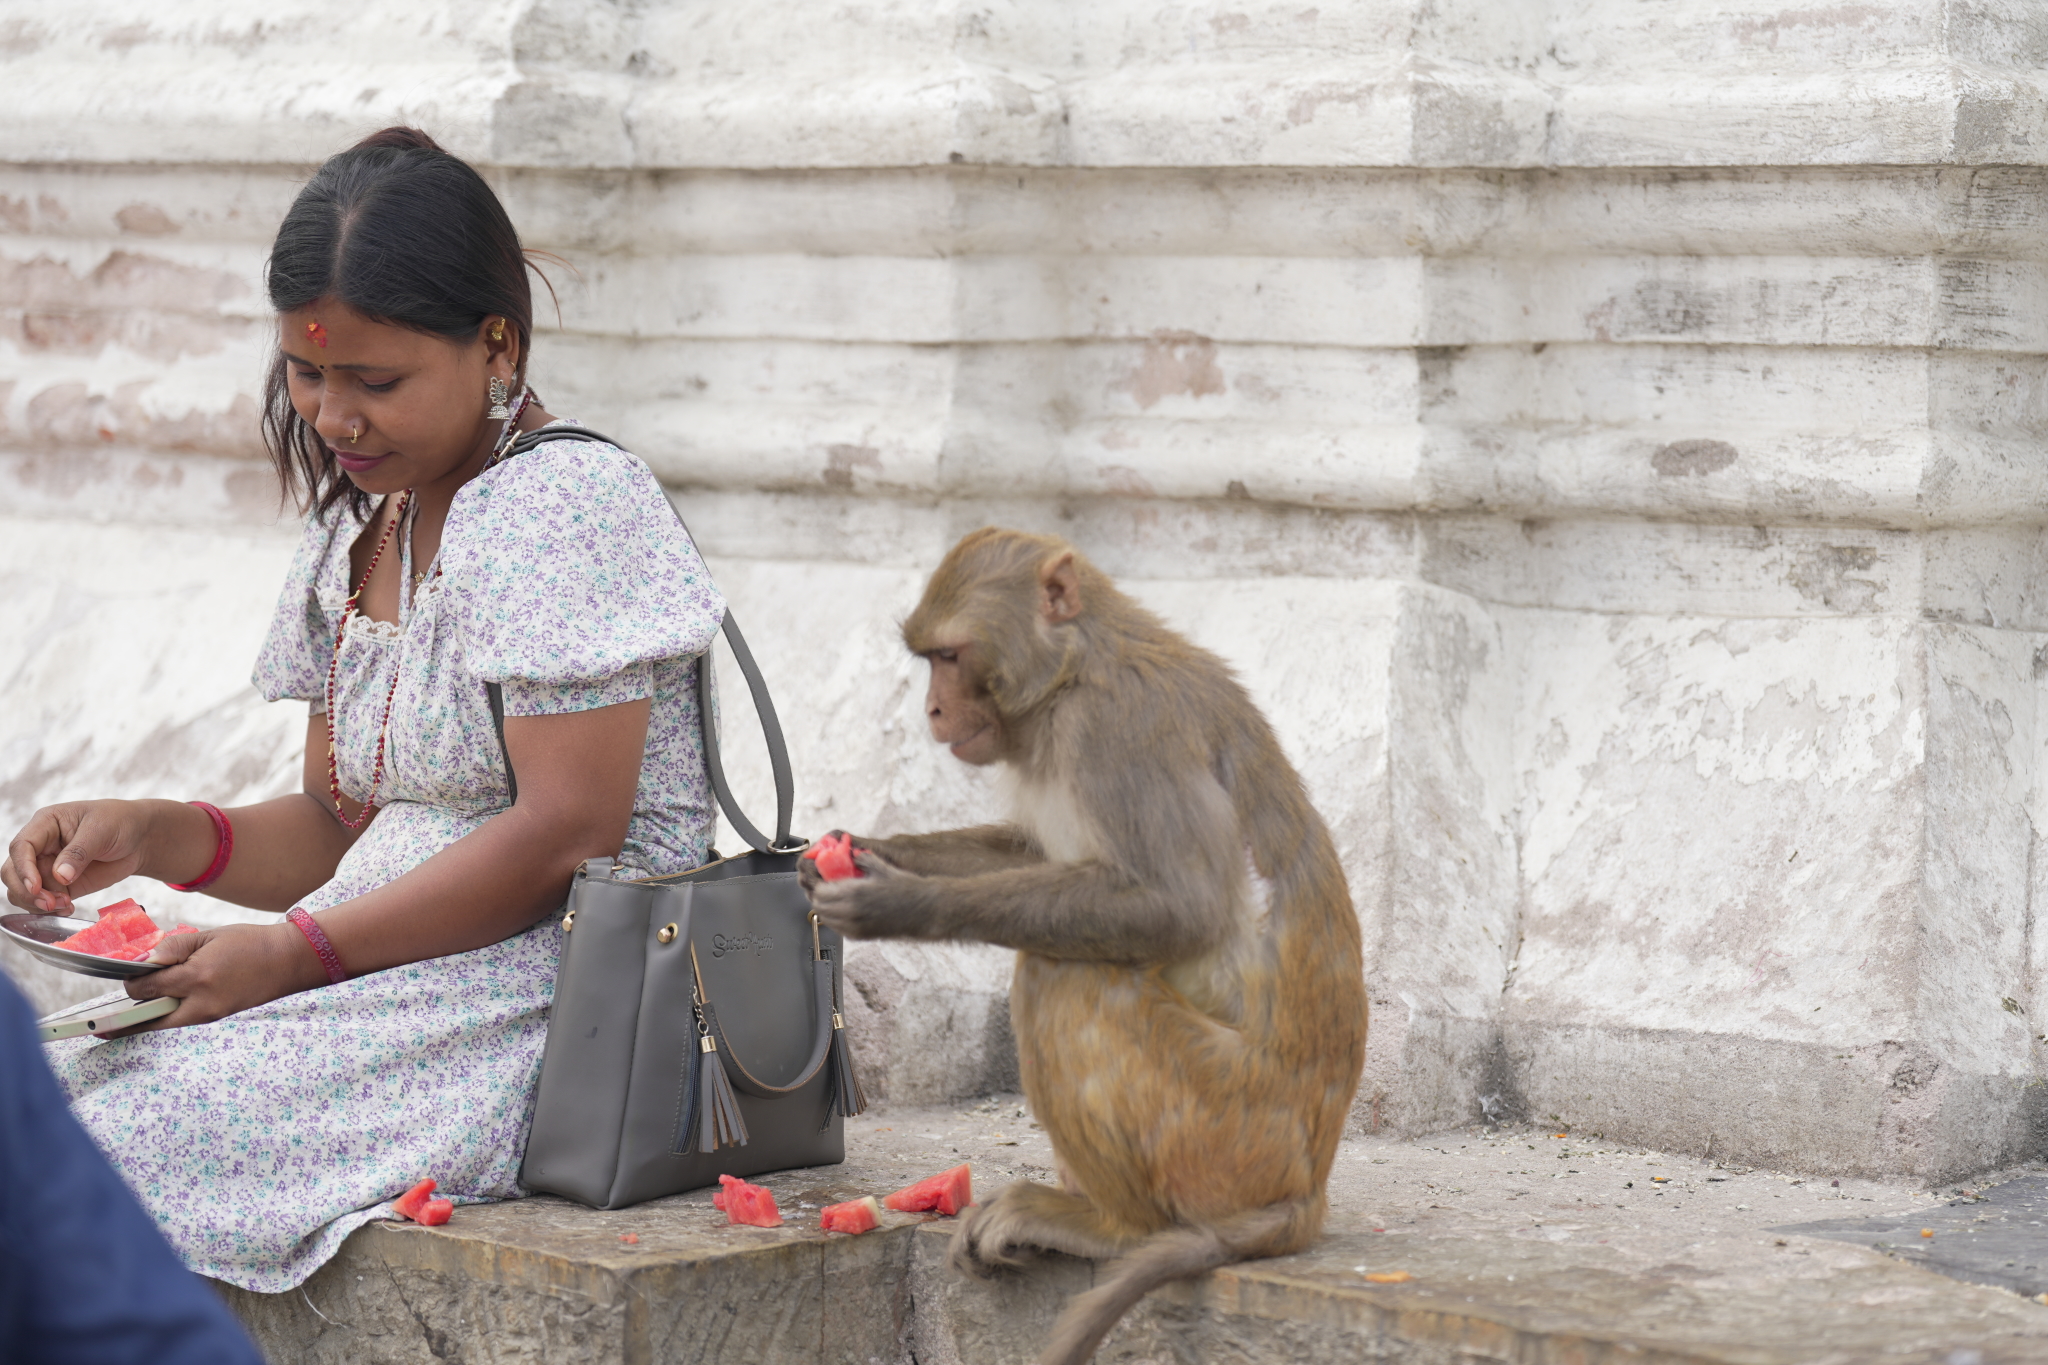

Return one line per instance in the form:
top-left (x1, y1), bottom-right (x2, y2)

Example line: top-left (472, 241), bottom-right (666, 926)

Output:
top-left (923, 643), bottom-right (1005, 766)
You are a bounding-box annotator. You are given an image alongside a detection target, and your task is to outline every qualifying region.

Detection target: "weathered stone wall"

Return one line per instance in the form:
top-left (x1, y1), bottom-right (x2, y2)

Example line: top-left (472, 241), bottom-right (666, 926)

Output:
top-left (6, 1), bottom-right (2048, 1178)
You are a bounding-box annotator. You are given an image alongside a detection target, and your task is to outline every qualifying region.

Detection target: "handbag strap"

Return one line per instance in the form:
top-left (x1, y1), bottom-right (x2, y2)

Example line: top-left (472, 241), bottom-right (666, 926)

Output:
top-left (483, 424), bottom-right (801, 854)
top-left (693, 954), bottom-right (841, 1098)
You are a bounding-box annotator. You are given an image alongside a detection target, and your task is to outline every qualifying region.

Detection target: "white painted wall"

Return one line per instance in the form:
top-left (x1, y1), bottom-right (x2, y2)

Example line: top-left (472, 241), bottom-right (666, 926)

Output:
top-left (5, 0), bottom-right (2047, 1178)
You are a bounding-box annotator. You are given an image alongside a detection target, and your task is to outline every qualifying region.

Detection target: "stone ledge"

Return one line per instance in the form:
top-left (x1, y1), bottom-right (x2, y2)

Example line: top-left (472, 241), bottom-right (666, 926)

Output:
top-left (217, 1194), bottom-right (918, 1365)
top-left (909, 1224), bottom-right (2048, 1365)
top-left (215, 1105), bottom-right (2048, 1365)
top-left (1504, 1023), bottom-right (2048, 1185)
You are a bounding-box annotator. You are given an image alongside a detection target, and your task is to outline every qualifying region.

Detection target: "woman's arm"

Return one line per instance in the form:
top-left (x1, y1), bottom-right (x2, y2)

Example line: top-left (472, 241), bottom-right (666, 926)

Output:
top-left (3, 715), bottom-right (362, 915)
top-left (121, 696), bottom-right (652, 1029)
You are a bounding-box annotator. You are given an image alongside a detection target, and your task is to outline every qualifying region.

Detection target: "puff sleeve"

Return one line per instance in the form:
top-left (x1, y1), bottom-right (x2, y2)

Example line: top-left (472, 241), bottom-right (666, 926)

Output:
top-left (251, 504), bottom-right (356, 705)
top-left (439, 435), bottom-right (725, 717)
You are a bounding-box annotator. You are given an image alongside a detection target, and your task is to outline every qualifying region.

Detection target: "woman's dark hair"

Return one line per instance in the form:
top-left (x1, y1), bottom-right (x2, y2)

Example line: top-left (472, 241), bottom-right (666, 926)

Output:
top-left (262, 127), bottom-right (543, 518)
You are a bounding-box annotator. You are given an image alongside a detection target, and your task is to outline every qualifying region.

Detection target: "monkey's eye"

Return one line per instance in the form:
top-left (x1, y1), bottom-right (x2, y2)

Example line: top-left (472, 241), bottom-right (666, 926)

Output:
top-left (933, 648), bottom-right (960, 664)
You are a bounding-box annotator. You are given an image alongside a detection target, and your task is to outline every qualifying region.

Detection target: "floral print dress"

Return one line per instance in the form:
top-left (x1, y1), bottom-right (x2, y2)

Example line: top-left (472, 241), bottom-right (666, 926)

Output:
top-left (45, 428), bottom-right (725, 1293)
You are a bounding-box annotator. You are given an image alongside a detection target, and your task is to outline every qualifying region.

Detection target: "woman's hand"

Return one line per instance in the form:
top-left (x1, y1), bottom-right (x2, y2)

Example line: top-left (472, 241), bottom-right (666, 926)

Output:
top-left (5, 735), bottom-right (371, 917)
top-left (107, 923), bottom-right (327, 1036)
top-left (4, 800), bottom-right (161, 913)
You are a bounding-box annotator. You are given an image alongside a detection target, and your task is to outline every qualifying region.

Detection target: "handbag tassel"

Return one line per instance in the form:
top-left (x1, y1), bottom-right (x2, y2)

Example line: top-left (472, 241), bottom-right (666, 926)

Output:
top-left (680, 944), bottom-right (748, 1153)
top-left (827, 1011), bottom-right (868, 1119)
top-left (685, 1034), bottom-right (748, 1153)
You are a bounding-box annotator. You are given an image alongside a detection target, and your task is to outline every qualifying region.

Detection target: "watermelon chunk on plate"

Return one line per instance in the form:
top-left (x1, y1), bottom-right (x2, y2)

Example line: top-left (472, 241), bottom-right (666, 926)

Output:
top-left (98, 900), bottom-right (155, 935)
top-left (104, 930), bottom-right (164, 962)
top-left (52, 900), bottom-right (155, 957)
top-left (883, 1163), bottom-right (972, 1216)
top-left (820, 1195), bottom-right (881, 1235)
top-left (104, 923), bottom-right (197, 962)
top-left (715, 1173), bottom-right (782, 1227)
top-left (392, 1178), bottom-right (437, 1221)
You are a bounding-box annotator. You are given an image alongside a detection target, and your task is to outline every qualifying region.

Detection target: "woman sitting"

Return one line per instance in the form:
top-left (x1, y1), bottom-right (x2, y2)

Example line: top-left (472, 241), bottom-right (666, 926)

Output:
top-left (1, 127), bottom-right (724, 1292)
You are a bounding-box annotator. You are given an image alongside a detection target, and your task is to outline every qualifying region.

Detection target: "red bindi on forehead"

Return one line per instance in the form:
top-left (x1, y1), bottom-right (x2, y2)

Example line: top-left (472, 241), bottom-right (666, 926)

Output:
top-left (306, 320), bottom-right (328, 348)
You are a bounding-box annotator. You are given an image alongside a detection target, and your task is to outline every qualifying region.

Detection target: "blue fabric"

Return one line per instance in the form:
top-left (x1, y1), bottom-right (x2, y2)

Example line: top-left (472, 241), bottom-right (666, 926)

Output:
top-left (0, 976), bottom-right (265, 1365)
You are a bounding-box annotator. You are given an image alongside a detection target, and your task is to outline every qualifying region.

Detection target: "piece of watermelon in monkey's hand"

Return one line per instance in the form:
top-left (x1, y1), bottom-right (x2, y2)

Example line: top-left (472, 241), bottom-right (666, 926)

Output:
top-left (802, 832), bottom-right (864, 882)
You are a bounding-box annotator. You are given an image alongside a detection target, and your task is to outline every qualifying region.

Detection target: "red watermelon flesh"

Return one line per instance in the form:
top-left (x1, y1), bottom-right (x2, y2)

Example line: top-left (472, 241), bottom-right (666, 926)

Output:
top-left (52, 920), bottom-right (126, 956)
top-left (103, 925), bottom-right (195, 962)
top-left (715, 1173), bottom-right (782, 1227)
top-left (882, 1163), bottom-right (972, 1216)
top-left (802, 833), bottom-right (863, 881)
top-left (392, 1178), bottom-right (437, 1221)
top-left (104, 930), bottom-right (164, 962)
top-left (416, 1198), bottom-right (454, 1227)
top-left (52, 901), bottom-right (156, 956)
top-left (99, 901), bottom-right (154, 938)
top-left (820, 1195), bottom-right (881, 1234)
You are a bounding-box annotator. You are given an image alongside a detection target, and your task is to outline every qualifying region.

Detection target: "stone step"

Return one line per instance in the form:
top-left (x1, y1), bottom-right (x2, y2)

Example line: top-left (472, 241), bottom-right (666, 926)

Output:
top-left (216, 1107), bottom-right (2048, 1364)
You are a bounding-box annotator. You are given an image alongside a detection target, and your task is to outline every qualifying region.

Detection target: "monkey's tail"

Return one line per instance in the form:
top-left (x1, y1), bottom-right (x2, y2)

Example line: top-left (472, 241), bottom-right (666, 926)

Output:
top-left (1036, 1196), bottom-right (1322, 1365)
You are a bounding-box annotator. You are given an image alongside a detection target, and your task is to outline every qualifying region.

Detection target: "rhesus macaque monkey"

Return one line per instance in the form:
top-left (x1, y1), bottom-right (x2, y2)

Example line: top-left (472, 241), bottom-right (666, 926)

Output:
top-left (802, 527), bottom-right (1367, 1365)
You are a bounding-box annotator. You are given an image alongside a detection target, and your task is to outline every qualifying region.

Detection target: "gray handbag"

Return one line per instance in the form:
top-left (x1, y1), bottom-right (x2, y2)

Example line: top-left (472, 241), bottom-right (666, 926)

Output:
top-left (496, 425), bottom-right (866, 1211)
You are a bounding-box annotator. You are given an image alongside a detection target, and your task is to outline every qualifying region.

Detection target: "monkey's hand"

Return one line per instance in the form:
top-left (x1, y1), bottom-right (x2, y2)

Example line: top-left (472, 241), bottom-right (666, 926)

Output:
top-left (807, 847), bottom-right (936, 940)
top-left (796, 830), bottom-right (851, 895)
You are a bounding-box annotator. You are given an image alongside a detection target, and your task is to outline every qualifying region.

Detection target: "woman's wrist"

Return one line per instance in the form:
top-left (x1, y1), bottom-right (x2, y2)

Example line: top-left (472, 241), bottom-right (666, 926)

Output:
top-left (274, 919), bottom-right (339, 993)
top-left (165, 802), bottom-right (233, 892)
top-left (285, 907), bottom-right (351, 985)
top-left (137, 799), bottom-right (220, 887)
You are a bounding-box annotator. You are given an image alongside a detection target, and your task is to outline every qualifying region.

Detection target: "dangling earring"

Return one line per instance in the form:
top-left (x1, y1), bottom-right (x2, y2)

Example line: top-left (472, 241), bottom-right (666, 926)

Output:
top-left (487, 376), bottom-right (511, 421)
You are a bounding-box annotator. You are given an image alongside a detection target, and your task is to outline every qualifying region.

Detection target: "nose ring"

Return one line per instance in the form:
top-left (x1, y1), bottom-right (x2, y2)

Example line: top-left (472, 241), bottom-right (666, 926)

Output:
top-left (348, 424), bottom-right (361, 446)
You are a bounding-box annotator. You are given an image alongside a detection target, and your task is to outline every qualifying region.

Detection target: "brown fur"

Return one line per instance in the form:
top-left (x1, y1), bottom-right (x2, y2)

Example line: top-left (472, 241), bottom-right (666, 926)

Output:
top-left (804, 527), bottom-right (1367, 1365)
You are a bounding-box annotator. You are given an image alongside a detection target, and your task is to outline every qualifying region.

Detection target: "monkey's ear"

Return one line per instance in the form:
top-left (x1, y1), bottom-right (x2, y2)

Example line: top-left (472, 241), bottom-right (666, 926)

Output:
top-left (1040, 551), bottom-right (1082, 624)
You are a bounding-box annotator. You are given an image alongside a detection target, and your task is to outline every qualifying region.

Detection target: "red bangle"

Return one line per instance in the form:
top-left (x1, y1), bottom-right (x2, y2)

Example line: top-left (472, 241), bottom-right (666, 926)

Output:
top-left (166, 801), bottom-right (233, 892)
top-left (286, 907), bottom-right (350, 985)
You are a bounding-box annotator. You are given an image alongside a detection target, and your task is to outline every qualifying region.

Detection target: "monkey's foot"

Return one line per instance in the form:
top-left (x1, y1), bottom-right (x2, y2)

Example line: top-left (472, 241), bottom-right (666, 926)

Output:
top-left (949, 1180), bottom-right (1136, 1281)
top-left (950, 1200), bottom-right (1042, 1279)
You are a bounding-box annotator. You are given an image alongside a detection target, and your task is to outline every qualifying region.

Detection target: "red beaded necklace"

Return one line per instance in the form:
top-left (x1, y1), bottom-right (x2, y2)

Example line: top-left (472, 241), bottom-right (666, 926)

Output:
top-left (323, 490), bottom-right (410, 830)
top-left (321, 387), bottom-right (535, 830)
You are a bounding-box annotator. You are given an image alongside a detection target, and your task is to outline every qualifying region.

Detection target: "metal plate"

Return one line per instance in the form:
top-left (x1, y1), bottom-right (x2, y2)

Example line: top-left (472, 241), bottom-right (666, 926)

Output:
top-left (0, 913), bottom-right (167, 980)
top-left (36, 991), bottom-right (177, 1041)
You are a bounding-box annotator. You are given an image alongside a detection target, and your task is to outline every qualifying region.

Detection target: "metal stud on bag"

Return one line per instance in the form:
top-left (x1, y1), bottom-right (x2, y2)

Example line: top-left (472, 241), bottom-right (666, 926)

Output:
top-left (658, 923), bottom-right (678, 945)
top-left (487, 376), bottom-right (511, 420)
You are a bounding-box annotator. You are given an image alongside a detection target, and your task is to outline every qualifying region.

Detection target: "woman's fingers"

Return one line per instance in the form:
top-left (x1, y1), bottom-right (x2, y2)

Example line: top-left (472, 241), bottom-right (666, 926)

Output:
top-left (140, 928), bottom-right (208, 971)
top-left (112, 934), bottom-right (216, 1034)
top-left (123, 928), bottom-right (215, 1002)
top-left (4, 834), bottom-right (44, 909)
top-left (48, 804), bottom-right (142, 891)
top-left (5, 809), bottom-right (71, 911)
top-left (150, 930), bottom-right (208, 965)
top-left (4, 810), bottom-right (60, 908)
top-left (117, 923), bottom-right (317, 1034)
top-left (3, 801), bottom-right (151, 911)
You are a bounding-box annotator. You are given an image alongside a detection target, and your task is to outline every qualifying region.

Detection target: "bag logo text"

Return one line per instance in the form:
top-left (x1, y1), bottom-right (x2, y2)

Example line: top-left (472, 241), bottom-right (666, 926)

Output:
top-left (711, 932), bottom-right (773, 958)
